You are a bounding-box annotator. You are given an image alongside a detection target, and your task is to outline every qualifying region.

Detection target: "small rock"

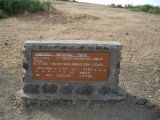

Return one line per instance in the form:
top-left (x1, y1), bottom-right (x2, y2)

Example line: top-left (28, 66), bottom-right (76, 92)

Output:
top-left (78, 46), bottom-right (85, 50)
top-left (135, 98), bottom-right (148, 105)
top-left (145, 102), bottom-right (155, 109)
top-left (116, 62), bottom-right (120, 69)
top-left (23, 76), bottom-right (26, 82)
top-left (4, 42), bottom-right (9, 45)
top-left (148, 95), bottom-right (152, 98)
top-left (125, 32), bottom-right (129, 35)
top-left (76, 84), bottom-right (94, 95)
top-left (154, 29), bottom-right (158, 32)
top-left (61, 46), bottom-right (67, 50)
top-left (60, 84), bottom-right (73, 95)
top-left (42, 84), bottom-right (57, 94)
top-left (27, 115), bottom-right (34, 119)
top-left (40, 35), bottom-right (43, 39)
top-left (23, 84), bottom-right (40, 94)
top-left (96, 45), bottom-right (103, 50)
top-left (104, 47), bottom-right (109, 50)
top-left (12, 106), bottom-right (17, 109)
top-left (98, 86), bottom-right (117, 95)
top-left (98, 86), bottom-right (112, 95)
top-left (23, 62), bottom-right (28, 70)
top-left (155, 77), bottom-right (160, 83)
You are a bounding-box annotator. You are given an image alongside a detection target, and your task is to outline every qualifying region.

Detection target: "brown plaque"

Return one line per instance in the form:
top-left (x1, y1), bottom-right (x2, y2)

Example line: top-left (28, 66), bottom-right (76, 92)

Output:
top-left (32, 51), bottom-right (110, 82)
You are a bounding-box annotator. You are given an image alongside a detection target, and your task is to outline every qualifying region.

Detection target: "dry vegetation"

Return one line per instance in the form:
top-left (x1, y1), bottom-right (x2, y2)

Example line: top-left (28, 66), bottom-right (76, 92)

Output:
top-left (0, 0), bottom-right (160, 120)
top-left (109, 4), bottom-right (160, 14)
top-left (0, 0), bottom-right (52, 18)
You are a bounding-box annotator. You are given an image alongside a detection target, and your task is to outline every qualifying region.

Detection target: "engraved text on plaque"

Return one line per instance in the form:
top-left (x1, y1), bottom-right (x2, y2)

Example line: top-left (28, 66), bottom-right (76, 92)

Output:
top-left (32, 51), bottom-right (109, 82)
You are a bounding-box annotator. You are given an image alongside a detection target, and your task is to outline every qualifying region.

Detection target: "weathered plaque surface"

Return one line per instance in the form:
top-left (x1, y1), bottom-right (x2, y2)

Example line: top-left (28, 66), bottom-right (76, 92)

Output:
top-left (32, 51), bottom-right (109, 82)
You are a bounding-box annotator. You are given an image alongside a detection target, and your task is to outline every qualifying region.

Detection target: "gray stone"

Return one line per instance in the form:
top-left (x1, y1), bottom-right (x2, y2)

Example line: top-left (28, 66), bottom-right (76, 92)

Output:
top-left (96, 45), bottom-right (103, 50)
top-left (135, 98), bottom-right (148, 105)
top-left (5, 42), bottom-right (9, 46)
top-left (23, 84), bottom-right (40, 94)
top-left (76, 84), bottom-right (94, 95)
top-left (60, 84), bottom-right (73, 95)
top-left (22, 75), bottom-right (26, 82)
top-left (23, 61), bottom-right (28, 70)
top-left (104, 46), bottom-right (109, 50)
top-left (78, 46), bottom-right (85, 50)
top-left (116, 61), bottom-right (120, 69)
top-left (38, 45), bottom-right (43, 49)
top-left (125, 32), bottom-right (129, 35)
top-left (42, 84), bottom-right (57, 94)
top-left (145, 102), bottom-right (155, 109)
top-left (98, 86), bottom-right (117, 95)
top-left (61, 46), bottom-right (67, 50)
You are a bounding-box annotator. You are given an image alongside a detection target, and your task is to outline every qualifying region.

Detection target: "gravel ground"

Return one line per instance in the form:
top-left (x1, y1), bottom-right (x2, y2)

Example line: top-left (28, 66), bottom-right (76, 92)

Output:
top-left (0, 0), bottom-right (160, 120)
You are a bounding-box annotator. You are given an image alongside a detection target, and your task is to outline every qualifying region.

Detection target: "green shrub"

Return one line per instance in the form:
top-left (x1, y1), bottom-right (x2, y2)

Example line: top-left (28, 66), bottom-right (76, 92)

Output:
top-left (0, 0), bottom-right (52, 17)
top-left (0, 9), bottom-right (6, 19)
top-left (110, 4), bottom-right (116, 8)
top-left (59, 0), bottom-right (76, 2)
top-left (148, 6), bottom-right (160, 14)
top-left (124, 4), bottom-right (160, 14)
top-left (109, 4), bottom-right (123, 8)
top-left (116, 4), bottom-right (123, 8)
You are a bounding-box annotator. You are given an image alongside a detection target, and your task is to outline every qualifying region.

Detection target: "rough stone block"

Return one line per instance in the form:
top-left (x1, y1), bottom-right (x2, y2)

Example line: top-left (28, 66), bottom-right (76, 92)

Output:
top-left (42, 84), bottom-right (57, 94)
top-left (19, 40), bottom-right (125, 101)
top-left (60, 84), bottom-right (74, 95)
top-left (75, 84), bottom-right (94, 95)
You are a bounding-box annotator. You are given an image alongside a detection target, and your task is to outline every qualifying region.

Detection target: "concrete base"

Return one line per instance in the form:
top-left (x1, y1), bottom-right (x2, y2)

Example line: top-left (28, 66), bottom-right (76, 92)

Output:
top-left (17, 88), bottom-right (126, 102)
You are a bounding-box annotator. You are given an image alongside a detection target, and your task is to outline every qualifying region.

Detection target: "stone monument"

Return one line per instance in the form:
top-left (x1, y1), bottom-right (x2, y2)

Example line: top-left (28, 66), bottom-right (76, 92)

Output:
top-left (18, 40), bottom-right (126, 101)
